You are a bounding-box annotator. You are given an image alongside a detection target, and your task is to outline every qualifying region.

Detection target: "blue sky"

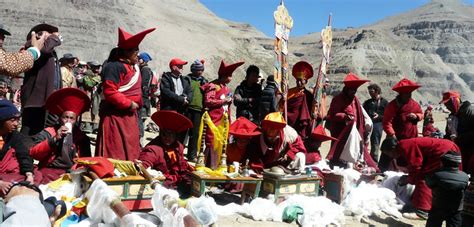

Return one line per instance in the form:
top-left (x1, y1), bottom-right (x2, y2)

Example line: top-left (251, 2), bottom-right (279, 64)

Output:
top-left (200, 0), bottom-right (473, 37)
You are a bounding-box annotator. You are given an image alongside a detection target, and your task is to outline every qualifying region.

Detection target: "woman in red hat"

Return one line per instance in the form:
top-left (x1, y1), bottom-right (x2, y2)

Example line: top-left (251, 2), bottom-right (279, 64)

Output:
top-left (30, 88), bottom-right (92, 184)
top-left (286, 61), bottom-right (315, 140)
top-left (226, 117), bottom-right (261, 164)
top-left (380, 78), bottom-right (423, 171)
top-left (138, 110), bottom-right (194, 196)
top-left (326, 73), bottom-right (378, 170)
top-left (95, 27), bottom-right (155, 161)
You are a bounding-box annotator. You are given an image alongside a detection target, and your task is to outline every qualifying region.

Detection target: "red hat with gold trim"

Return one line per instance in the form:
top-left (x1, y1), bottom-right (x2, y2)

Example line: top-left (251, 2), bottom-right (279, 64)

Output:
top-left (292, 61), bottom-right (313, 80)
top-left (343, 72), bottom-right (370, 88)
top-left (229, 117), bottom-right (261, 138)
top-left (117, 27), bottom-right (156, 49)
top-left (391, 78), bottom-right (421, 93)
top-left (45, 88), bottom-right (91, 115)
top-left (440, 90), bottom-right (461, 104)
top-left (261, 112), bottom-right (286, 130)
top-left (151, 110), bottom-right (192, 133)
top-left (218, 60), bottom-right (244, 77)
top-left (311, 124), bottom-right (337, 141)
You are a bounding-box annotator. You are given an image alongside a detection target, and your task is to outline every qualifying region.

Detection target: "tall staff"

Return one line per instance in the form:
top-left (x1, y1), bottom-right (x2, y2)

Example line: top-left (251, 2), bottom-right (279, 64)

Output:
top-left (312, 14), bottom-right (333, 128)
top-left (273, 0), bottom-right (293, 121)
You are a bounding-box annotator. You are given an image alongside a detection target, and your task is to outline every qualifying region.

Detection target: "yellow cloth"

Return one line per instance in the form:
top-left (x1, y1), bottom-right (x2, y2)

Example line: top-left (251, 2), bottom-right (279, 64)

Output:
top-left (197, 111), bottom-right (229, 169)
top-left (108, 159), bottom-right (139, 176)
top-left (47, 174), bottom-right (72, 190)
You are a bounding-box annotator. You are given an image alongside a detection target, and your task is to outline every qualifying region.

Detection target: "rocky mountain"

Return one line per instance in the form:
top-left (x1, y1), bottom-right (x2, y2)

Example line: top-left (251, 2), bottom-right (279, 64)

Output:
top-left (0, 0), bottom-right (472, 103)
top-left (290, 0), bottom-right (474, 102)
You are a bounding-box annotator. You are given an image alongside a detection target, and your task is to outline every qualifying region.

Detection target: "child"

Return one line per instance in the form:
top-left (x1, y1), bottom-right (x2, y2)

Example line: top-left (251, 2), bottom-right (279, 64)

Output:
top-left (425, 151), bottom-right (469, 227)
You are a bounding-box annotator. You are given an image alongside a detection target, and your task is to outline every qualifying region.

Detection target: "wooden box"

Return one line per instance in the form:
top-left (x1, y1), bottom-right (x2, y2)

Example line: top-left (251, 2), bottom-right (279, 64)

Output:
top-left (322, 172), bottom-right (344, 204)
top-left (260, 174), bottom-right (321, 204)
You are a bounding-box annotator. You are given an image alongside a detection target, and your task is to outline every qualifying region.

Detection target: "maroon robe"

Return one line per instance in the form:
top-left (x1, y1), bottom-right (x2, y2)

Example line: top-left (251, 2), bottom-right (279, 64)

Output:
top-left (138, 137), bottom-right (193, 188)
top-left (95, 61), bottom-right (142, 161)
top-left (326, 93), bottom-right (378, 169)
top-left (243, 126), bottom-right (306, 173)
top-left (383, 98), bottom-right (423, 139)
top-left (286, 87), bottom-right (313, 139)
top-left (397, 137), bottom-right (461, 211)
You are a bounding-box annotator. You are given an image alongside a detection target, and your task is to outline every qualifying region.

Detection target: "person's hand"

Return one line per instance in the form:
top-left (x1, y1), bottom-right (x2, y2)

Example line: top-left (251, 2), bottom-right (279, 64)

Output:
top-left (345, 113), bottom-right (354, 121)
top-left (183, 97), bottom-right (189, 105)
top-left (49, 204), bottom-right (63, 225)
top-left (0, 180), bottom-right (12, 195)
top-left (25, 172), bottom-right (34, 183)
top-left (398, 175), bottom-right (409, 186)
top-left (55, 125), bottom-right (69, 141)
top-left (130, 101), bottom-right (139, 111)
top-left (248, 98), bottom-right (254, 103)
top-left (30, 31), bottom-right (46, 50)
top-left (373, 113), bottom-right (379, 119)
top-left (225, 96), bottom-right (232, 104)
top-left (277, 155), bottom-right (289, 163)
top-left (407, 113), bottom-right (417, 120)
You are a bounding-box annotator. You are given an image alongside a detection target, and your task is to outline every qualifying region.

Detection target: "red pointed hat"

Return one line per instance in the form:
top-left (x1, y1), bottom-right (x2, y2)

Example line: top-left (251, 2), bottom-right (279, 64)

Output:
top-left (292, 61), bottom-right (314, 80)
top-left (45, 88), bottom-right (91, 115)
top-left (261, 112), bottom-right (286, 130)
top-left (218, 60), bottom-right (245, 77)
top-left (229, 117), bottom-right (261, 138)
top-left (343, 72), bottom-right (370, 88)
top-left (117, 27), bottom-right (156, 49)
top-left (392, 78), bottom-right (421, 93)
top-left (311, 124), bottom-right (337, 141)
top-left (440, 90), bottom-right (461, 104)
top-left (151, 110), bottom-right (192, 133)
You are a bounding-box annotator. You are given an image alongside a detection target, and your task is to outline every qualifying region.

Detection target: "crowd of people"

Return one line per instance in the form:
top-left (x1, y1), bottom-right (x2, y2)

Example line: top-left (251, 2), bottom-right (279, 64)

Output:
top-left (0, 22), bottom-right (473, 227)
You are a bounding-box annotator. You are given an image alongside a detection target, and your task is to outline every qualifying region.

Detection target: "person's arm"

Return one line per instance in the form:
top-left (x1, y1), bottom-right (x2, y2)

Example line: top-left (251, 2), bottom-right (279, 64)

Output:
top-left (413, 101), bottom-right (424, 121)
top-left (160, 75), bottom-right (185, 104)
top-left (202, 83), bottom-right (226, 108)
top-left (425, 173), bottom-right (437, 189)
top-left (10, 133), bottom-right (34, 175)
top-left (0, 50), bottom-right (34, 76)
top-left (29, 129), bottom-right (56, 162)
top-left (183, 77), bottom-right (193, 103)
top-left (327, 97), bottom-right (349, 122)
top-left (233, 86), bottom-right (249, 107)
top-left (399, 141), bottom-right (423, 184)
top-left (382, 102), bottom-right (397, 137)
top-left (286, 133), bottom-right (307, 160)
top-left (102, 63), bottom-right (135, 110)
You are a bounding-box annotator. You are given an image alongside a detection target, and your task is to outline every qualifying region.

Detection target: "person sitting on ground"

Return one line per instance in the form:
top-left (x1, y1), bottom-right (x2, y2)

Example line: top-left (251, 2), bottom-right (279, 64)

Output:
top-left (138, 110), bottom-right (194, 198)
top-left (305, 124), bottom-right (337, 165)
top-left (425, 151), bottom-right (469, 227)
top-left (226, 117), bottom-right (261, 164)
top-left (30, 88), bottom-right (91, 184)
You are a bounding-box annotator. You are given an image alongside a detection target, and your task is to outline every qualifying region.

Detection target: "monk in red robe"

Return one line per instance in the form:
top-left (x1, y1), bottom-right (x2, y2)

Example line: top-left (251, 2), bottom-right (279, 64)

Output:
top-left (226, 117), bottom-right (261, 164)
top-left (243, 112), bottom-right (307, 173)
top-left (95, 27), bottom-right (155, 161)
top-left (0, 100), bottom-right (41, 196)
top-left (286, 61), bottom-right (314, 140)
top-left (30, 88), bottom-right (91, 184)
top-left (380, 78), bottom-right (423, 171)
top-left (305, 124), bottom-right (337, 164)
top-left (201, 60), bottom-right (244, 168)
top-left (138, 110), bottom-right (194, 197)
top-left (381, 137), bottom-right (461, 220)
top-left (326, 73), bottom-right (378, 170)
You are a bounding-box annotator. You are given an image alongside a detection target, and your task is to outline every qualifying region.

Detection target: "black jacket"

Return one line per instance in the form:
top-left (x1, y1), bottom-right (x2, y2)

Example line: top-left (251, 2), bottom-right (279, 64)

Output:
top-left (455, 101), bottom-right (474, 149)
top-left (140, 65), bottom-right (153, 108)
top-left (363, 97), bottom-right (388, 123)
top-left (426, 167), bottom-right (469, 211)
top-left (160, 72), bottom-right (193, 113)
top-left (0, 131), bottom-right (33, 174)
top-left (259, 81), bottom-right (278, 122)
top-left (233, 81), bottom-right (262, 122)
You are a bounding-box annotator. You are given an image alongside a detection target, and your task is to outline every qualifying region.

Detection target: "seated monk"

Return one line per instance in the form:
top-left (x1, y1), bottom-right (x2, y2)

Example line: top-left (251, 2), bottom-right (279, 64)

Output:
top-left (243, 112), bottom-right (307, 173)
top-left (30, 88), bottom-right (92, 184)
top-left (0, 100), bottom-right (42, 196)
top-left (305, 124), bottom-right (337, 165)
top-left (138, 110), bottom-right (194, 197)
top-left (226, 117), bottom-right (261, 164)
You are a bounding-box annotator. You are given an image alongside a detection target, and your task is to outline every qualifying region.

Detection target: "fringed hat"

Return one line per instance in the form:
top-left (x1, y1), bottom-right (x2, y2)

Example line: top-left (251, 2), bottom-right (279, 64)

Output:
top-left (229, 117), bottom-right (261, 138)
top-left (151, 110), bottom-right (192, 133)
top-left (45, 88), bottom-right (91, 115)
top-left (261, 112), bottom-right (286, 130)
top-left (439, 90), bottom-right (461, 104)
top-left (343, 72), bottom-right (370, 88)
top-left (117, 27), bottom-right (156, 49)
top-left (311, 124), bottom-right (337, 141)
top-left (292, 61), bottom-right (313, 80)
top-left (218, 60), bottom-right (244, 77)
top-left (391, 78), bottom-right (421, 93)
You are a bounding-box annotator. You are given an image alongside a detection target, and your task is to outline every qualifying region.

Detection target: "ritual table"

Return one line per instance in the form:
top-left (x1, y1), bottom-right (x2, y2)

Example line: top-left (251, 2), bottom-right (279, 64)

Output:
top-left (261, 173), bottom-right (321, 203)
top-left (190, 171), bottom-right (262, 204)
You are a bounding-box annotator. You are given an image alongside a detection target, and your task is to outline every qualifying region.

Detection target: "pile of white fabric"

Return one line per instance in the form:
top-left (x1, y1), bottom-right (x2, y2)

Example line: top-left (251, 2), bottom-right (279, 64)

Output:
top-left (382, 171), bottom-right (415, 206)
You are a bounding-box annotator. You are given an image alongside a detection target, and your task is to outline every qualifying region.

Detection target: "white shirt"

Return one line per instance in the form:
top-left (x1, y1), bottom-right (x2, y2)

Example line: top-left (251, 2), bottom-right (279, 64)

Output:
top-left (171, 74), bottom-right (184, 96)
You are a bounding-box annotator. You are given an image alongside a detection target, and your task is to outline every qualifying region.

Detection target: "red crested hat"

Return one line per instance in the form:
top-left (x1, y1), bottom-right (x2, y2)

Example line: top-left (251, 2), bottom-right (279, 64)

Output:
top-left (343, 72), bottom-right (370, 88)
top-left (391, 78), bottom-right (421, 93)
top-left (311, 124), bottom-right (337, 141)
top-left (75, 157), bottom-right (114, 178)
top-left (45, 88), bottom-right (91, 115)
top-left (292, 61), bottom-right (314, 80)
top-left (229, 117), bottom-right (261, 138)
top-left (151, 110), bottom-right (192, 133)
top-left (440, 90), bottom-right (461, 104)
top-left (218, 60), bottom-right (244, 77)
top-left (117, 27), bottom-right (156, 49)
top-left (169, 58), bottom-right (188, 69)
top-left (261, 112), bottom-right (286, 130)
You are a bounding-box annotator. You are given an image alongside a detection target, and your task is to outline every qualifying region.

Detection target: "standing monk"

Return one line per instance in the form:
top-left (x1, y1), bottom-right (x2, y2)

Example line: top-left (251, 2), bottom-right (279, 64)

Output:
top-left (286, 61), bottom-right (314, 140)
top-left (440, 90), bottom-right (474, 174)
top-left (95, 27), bottom-right (155, 160)
top-left (381, 137), bottom-right (461, 220)
top-left (326, 73), bottom-right (377, 169)
top-left (381, 78), bottom-right (423, 171)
